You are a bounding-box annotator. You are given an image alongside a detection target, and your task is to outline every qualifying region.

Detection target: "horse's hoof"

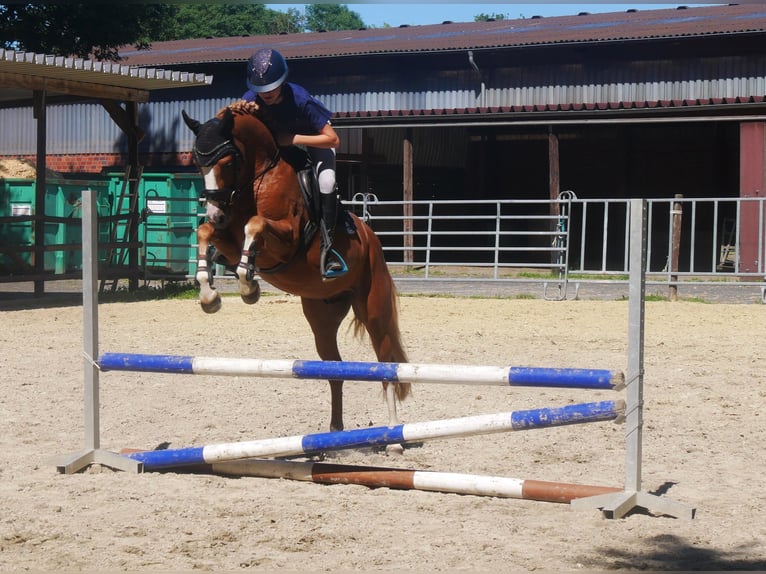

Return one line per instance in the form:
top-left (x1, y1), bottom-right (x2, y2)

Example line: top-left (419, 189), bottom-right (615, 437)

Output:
top-left (240, 282), bottom-right (261, 305)
top-left (385, 443), bottom-right (405, 456)
top-left (200, 297), bottom-right (222, 314)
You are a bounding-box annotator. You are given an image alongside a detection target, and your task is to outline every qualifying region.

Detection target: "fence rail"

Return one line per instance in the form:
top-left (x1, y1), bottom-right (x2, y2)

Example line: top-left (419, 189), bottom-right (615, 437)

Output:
top-left (347, 193), bottom-right (766, 294)
top-left (2, 185), bottom-right (765, 300)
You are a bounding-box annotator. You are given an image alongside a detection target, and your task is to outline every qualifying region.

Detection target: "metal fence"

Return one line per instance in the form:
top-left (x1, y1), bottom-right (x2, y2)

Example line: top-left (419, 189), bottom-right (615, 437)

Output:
top-left (346, 193), bottom-right (766, 300)
top-left (3, 182), bottom-right (765, 301)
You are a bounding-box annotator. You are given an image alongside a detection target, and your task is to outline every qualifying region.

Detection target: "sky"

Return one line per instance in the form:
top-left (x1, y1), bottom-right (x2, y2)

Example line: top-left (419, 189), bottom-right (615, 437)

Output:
top-left (264, 3), bottom-right (723, 28)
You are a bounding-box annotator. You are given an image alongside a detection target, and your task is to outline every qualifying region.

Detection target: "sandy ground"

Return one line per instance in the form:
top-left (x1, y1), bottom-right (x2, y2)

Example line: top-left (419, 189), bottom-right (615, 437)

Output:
top-left (1, 288), bottom-right (765, 571)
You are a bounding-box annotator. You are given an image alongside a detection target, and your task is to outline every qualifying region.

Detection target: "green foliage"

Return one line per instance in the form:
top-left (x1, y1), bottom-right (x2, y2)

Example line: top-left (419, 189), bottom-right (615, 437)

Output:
top-left (156, 4), bottom-right (305, 40)
top-left (305, 4), bottom-right (365, 31)
top-left (156, 4), bottom-right (367, 39)
top-left (474, 12), bottom-right (507, 22)
top-left (0, 3), bottom-right (174, 60)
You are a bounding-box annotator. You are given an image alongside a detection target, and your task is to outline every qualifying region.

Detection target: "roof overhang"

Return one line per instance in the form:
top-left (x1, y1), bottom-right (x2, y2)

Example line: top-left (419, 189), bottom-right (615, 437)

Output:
top-left (0, 49), bottom-right (212, 105)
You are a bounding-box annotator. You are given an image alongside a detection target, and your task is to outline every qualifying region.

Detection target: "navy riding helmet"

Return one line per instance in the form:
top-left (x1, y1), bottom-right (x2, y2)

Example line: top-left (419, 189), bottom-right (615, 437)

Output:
top-left (246, 48), bottom-right (289, 93)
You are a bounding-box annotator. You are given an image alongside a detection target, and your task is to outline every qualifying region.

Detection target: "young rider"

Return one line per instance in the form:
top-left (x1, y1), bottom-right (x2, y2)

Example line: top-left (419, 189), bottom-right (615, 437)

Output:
top-left (240, 47), bottom-right (346, 279)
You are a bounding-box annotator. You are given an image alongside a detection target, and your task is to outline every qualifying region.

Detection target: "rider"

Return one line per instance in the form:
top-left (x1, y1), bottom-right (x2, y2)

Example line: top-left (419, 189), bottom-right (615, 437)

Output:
top-left (240, 47), bottom-right (346, 279)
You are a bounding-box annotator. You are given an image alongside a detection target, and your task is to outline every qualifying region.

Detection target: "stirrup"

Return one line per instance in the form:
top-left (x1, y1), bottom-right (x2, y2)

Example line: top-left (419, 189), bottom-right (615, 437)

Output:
top-left (322, 249), bottom-right (348, 279)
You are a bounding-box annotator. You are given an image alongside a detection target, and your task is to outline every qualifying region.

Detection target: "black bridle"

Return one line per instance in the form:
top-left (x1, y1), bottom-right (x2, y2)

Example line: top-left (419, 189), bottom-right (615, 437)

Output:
top-left (192, 130), bottom-right (280, 210)
top-left (192, 134), bottom-right (240, 208)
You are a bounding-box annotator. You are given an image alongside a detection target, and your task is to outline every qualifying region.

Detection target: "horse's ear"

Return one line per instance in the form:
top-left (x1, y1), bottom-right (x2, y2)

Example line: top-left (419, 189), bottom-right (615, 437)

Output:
top-left (181, 109), bottom-right (201, 135)
top-left (221, 107), bottom-right (235, 134)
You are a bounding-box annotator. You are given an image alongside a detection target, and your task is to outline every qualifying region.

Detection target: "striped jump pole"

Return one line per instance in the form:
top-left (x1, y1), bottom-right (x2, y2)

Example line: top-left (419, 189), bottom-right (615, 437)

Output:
top-left (186, 459), bottom-right (623, 504)
top-left (99, 353), bottom-right (625, 390)
top-left (123, 400), bottom-right (625, 471)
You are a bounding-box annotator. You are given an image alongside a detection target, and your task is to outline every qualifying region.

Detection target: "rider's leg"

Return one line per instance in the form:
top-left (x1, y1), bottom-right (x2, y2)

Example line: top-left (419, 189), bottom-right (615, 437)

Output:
top-left (310, 147), bottom-right (347, 278)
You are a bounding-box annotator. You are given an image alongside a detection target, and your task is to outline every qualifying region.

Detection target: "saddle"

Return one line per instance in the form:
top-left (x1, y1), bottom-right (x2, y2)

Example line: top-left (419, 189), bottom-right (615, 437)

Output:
top-left (207, 145), bottom-right (355, 275)
top-left (279, 146), bottom-right (356, 251)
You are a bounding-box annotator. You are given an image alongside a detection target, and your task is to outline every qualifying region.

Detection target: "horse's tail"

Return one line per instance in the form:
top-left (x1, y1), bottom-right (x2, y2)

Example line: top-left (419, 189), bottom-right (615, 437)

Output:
top-left (352, 219), bottom-right (411, 402)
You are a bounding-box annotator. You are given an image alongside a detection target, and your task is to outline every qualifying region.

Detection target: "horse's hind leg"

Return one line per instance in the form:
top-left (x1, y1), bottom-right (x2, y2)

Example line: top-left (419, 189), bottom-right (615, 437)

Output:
top-left (301, 295), bottom-right (352, 432)
top-left (351, 257), bottom-right (410, 453)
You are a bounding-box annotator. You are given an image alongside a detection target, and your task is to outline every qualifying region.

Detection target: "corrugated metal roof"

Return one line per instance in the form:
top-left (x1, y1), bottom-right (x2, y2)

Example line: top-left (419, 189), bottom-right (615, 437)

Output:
top-left (332, 96), bottom-right (766, 122)
top-left (0, 48), bottom-right (213, 104)
top-left (118, 4), bottom-right (766, 66)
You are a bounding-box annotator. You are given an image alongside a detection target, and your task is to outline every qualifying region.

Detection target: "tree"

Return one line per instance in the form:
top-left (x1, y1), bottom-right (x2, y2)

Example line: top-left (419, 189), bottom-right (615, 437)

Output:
top-left (0, 3), bottom-right (370, 61)
top-left (474, 13), bottom-right (508, 21)
top-left (156, 4), bottom-right (305, 40)
top-left (304, 4), bottom-right (365, 32)
top-left (150, 4), bottom-right (366, 39)
top-left (0, 4), bottom-right (175, 61)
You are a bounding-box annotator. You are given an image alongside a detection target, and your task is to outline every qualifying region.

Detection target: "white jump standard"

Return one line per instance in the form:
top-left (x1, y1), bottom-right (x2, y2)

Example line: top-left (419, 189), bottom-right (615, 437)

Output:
top-left (54, 192), bottom-right (695, 520)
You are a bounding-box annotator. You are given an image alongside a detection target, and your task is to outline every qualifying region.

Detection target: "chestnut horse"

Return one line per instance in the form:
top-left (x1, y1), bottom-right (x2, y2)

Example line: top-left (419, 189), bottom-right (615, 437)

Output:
top-left (182, 105), bottom-right (410, 438)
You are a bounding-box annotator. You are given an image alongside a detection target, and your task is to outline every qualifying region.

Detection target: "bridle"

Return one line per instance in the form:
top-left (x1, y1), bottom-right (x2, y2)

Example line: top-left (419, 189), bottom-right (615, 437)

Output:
top-left (192, 117), bottom-right (280, 210)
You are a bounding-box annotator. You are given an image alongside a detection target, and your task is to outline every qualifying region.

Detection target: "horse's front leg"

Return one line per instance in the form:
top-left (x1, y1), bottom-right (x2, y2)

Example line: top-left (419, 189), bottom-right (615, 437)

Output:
top-left (196, 222), bottom-right (222, 314)
top-left (235, 216), bottom-right (264, 305)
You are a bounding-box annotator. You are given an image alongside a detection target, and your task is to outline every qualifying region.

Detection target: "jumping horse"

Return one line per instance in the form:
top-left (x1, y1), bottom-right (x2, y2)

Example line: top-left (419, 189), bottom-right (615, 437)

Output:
top-left (181, 104), bottom-right (410, 440)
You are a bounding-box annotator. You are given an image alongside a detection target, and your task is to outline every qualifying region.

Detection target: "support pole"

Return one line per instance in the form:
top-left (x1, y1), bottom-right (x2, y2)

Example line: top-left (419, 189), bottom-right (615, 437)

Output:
top-left (403, 128), bottom-right (414, 266)
top-left (52, 189), bottom-right (142, 474)
top-left (98, 353), bottom-right (625, 390)
top-left (147, 458), bottom-right (622, 504)
top-left (123, 401), bottom-right (625, 471)
top-left (572, 199), bottom-right (695, 519)
top-left (33, 90), bottom-right (46, 297)
top-left (669, 194), bottom-right (683, 301)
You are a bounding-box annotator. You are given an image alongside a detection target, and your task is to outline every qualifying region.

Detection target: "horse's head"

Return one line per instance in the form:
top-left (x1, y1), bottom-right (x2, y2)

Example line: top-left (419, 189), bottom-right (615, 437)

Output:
top-left (182, 108), bottom-right (243, 228)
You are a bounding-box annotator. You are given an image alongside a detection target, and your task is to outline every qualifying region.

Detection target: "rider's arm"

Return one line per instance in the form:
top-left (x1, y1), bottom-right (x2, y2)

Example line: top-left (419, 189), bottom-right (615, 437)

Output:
top-left (280, 122), bottom-right (340, 149)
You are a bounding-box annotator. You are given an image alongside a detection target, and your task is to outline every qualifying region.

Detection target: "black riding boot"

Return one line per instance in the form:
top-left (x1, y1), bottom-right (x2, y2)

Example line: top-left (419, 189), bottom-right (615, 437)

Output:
top-left (319, 193), bottom-right (348, 279)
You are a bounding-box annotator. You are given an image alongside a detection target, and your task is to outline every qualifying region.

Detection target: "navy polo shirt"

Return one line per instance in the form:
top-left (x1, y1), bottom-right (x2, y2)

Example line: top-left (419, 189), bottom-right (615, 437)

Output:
top-left (242, 82), bottom-right (332, 136)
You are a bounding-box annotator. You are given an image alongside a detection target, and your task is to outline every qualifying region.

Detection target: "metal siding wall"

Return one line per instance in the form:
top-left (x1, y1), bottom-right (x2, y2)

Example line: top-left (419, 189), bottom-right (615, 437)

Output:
top-left (0, 108), bottom-right (36, 154)
top-left (144, 97), bottom-right (231, 152)
top-left (2, 55), bottom-right (766, 155)
top-left (335, 127), bottom-right (363, 155)
top-left (359, 126), bottom-right (468, 168)
top-left (48, 103), bottom-right (122, 154)
top-left (0, 98), bottom-right (232, 155)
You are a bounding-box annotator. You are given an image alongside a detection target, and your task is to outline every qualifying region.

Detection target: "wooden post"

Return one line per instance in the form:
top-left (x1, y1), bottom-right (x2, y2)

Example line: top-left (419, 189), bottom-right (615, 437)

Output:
top-left (403, 129), bottom-right (414, 266)
top-left (548, 128), bottom-right (560, 202)
top-left (669, 194), bottom-right (683, 301)
top-left (126, 102), bottom-right (141, 291)
top-left (739, 122), bottom-right (766, 276)
top-left (33, 90), bottom-right (47, 297)
top-left (548, 129), bottom-right (560, 266)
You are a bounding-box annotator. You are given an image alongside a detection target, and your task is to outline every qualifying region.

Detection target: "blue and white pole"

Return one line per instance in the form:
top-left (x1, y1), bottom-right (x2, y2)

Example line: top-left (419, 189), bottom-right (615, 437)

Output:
top-left (124, 400), bottom-right (625, 471)
top-left (99, 353), bottom-right (624, 390)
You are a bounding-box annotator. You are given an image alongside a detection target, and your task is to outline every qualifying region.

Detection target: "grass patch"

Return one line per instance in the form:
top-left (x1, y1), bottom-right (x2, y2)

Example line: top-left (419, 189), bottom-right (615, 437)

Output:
top-left (100, 281), bottom-right (199, 303)
top-left (99, 280), bottom-right (283, 304)
top-left (645, 294), bottom-right (669, 302)
top-left (398, 291), bottom-right (538, 301)
top-left (620, 293), bottom-right (711, 304)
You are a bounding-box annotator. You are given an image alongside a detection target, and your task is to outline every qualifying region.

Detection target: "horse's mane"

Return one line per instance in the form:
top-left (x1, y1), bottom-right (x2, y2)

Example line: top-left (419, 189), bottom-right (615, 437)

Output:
top-left (219, 101), bottom-right (279, 144)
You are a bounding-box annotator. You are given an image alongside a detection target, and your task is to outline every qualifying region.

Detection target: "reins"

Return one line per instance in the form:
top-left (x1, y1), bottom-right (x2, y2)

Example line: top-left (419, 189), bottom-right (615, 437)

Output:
top-left (193, 108), bottom-right (308, 275)
top-left (193, 109), bottom-right (281, 208)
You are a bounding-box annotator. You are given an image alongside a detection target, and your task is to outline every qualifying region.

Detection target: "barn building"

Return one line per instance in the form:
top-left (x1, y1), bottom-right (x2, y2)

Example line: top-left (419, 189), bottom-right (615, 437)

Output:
top-left (2, 4), bottom-right (765, 200)
top-left (2, 3), bottom-right (766, 285)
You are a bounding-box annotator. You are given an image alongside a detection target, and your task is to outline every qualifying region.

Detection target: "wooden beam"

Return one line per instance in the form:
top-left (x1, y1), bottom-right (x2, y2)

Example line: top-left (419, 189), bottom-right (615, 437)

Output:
top-left (0, 71), bottom-right (149, 102)
top-left (738, 122), bottom-right (766, 275)
top-left (101, 100), bottom-right (145, 143)
top-left (403, 129), bottom-right (414, 265)
top-left (548, 129), bottom-right (561, 266)
top-left (548, 129), bottom-right (560, 203)
top-left (33, 90), bottom-right (46, 296)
